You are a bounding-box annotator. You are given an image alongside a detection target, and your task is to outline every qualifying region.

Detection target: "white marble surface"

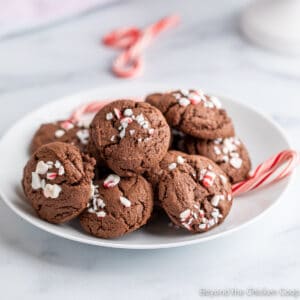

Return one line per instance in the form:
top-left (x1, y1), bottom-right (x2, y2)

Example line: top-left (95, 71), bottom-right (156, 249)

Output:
top-left (0, 0), bottom-right (300, 299)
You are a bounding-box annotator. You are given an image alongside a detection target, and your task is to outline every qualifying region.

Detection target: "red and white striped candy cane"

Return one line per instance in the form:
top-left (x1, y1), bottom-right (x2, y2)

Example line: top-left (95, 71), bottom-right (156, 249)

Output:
top-left (102, 14), bottom-right (180, 78)
top-left (232, 150), bottom-right (299, 196)
top-left (69, 98), bottom-right (142, 123)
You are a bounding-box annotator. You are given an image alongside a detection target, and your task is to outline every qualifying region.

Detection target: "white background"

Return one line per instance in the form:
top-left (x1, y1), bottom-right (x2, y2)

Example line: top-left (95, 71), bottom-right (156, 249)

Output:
top-left (0, 0), bottom-right (299, 299)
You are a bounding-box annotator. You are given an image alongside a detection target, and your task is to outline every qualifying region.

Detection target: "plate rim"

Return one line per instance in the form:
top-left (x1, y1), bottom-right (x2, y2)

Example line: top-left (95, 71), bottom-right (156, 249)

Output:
top-left (0, 86), bottom-right (294, 249)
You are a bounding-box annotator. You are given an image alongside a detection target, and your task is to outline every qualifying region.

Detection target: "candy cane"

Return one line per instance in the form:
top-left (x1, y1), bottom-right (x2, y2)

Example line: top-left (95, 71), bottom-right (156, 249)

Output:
top-left (232, 150), bottom-right (299, 196)
top-left (69, 98), bottom-right (142, 122)
top-left (102, 14), bottom-right (180, 78)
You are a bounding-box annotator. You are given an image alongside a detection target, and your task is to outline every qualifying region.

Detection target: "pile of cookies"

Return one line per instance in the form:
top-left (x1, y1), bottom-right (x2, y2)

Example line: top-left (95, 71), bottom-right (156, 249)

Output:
top-left (22, 89), bottom-right (251, 239)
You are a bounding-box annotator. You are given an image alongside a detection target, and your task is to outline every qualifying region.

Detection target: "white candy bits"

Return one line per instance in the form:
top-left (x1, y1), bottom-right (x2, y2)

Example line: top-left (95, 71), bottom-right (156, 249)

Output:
top-left (88, 184), bottom-right (106, 218)
top-left (120, 196), bottom-right (131, 208)
top-left (213, 137), bottom-right (243, 169)
top-left (172, 89), bottom-right (222, 109)
top-left (31, 160), bottom-right (65, 199)
top-left (106, 107), bottom-right (154, 142)
top-left (103, 174), bottom-right (120, 188)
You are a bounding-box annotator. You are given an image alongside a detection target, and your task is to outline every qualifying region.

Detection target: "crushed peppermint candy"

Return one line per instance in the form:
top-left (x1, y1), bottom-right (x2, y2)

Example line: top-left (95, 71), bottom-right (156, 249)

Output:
top-left (113, 108), bottom-right (122, 119)
top-left (120, 196), bottom-right (131, 207)
top-left (180, 209), bottom-right (191, 221)
top-left (168, 162), bottom-right (177, 170)
top-left (60, 120), bottom-right (74, 130)
top-left (31, 172), bottom-right (42, 189)
top-left (177, 155), bottom-right (185, 164)
top-left (46, 172), bottom-right (57, 180)
top-left (103, 174), bottom-right (120, 188)
top-left (106, 112), bottom-right (114, 120)
top-left (209, 96), bottom-right (222, 109)
top-left (212, 137), bottom-right (243, 169)
top-left (77, 119), bottom-right (90, 129)
top-left (43, 184), bottom-right (62, 198)
top-left (201, 170), bottom-right (216, 188)
top-left (219, 174), bottom-right (228, 185)
top-left (208, 218), bottom-right (215, 227)
top-left (178, 203), bottom-right (225, 231)
top-left (87, 184), bottom-right (107, 217)
top-left (148, 128), bottom-right (154, 135)
top-left (123, 108), bottom-right (133, 116)
top-left (211, 195), bottom-right (225, 207)
top-left (172, 89), bottom-right (222, 109)
top-left (36, 161), bottom-right (49, 175)
top-left (96, 211), bottom-right (106, 218)
top-left (119, 128), bottom-right (126, 139)
top-left (76, 129), bottom-right (89, 145)
top-left (106, 107), bottom-right (154, 142)
top-left (213, 146), bottom-right (222, 155)
top-left (179, 97), bottom-right (190, 107)
top-left (55, 129), bottom-right (65, 138)
top-left (31, 159), bottom-right (65, 198)
top-left (230, 157), bottom-right (243, 169)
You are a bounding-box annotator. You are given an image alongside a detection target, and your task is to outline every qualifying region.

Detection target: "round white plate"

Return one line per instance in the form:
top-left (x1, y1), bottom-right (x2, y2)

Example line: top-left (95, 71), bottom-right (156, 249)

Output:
top-left (0, 84), bottom-right (293, 249)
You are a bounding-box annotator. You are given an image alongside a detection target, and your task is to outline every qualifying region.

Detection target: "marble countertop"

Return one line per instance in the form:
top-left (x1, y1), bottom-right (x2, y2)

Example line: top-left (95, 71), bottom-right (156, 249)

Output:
top-left (0, 0), bottom-right (299, 299)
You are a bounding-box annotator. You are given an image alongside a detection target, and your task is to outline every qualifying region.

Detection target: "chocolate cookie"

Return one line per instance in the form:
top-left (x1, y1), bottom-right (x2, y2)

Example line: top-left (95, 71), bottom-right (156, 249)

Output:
top-left (80, 174), bottom-right (154, 239)
top-left (146, 89), bottom-right (235, 139)
top-left (90, 99), bottom-right (171, 177)
top-left (30, 120), bottom-right (90, 154)
top-left (185, 136), bottom-right (251, 184)
top-left (157, 151), bottom-right (232, 233)
top-left (22, 142), bottom-right (95, 224)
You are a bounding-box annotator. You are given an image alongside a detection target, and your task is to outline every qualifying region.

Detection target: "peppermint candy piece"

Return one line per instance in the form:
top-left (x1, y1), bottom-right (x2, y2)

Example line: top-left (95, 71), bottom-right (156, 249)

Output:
top-left (76, 129), bottom-right (89, 145)
top-left (96, 211), bottom-right (106, 218)
top-left (113, 108), bottom-right (122, 119)
top-left (43, 184), bottom-right (62, 199)
top-left (60, 120), bottom-right (74, 130)
top-left (177, 155), bottom-right (185, 164)
top-left (209, 96), bottom-right (222, 109)
top-left (103, 174), bottom-right (120, 188)
top-left (180, 209), bottom-right (191, 221)
top-left (106, 112), bottom-right (113, 120)
top-left (211, 195), bottom-right (224, 207)
top-left (55, 129), bottom-right (65, 138)
top-left (123, 108), bottom-right (133, 117)
top-left (168, 162), bottom-right (177, 170)
top-left (46, 172), bottom-right (57, 180)
top-left (201, 170), bottom-right (216, 187)
top-left (230, 157), bottom-right (243, 169)
top-left (120, 196), bottom-right (131, 207)
top-left (36, 161), bottom-right (49, 175)
top-left (189, 92), bottom-right (201, 105)
top-left (179, 97), bottom-right (190, 107)
top-left (31, 172), bottom-right (41, 189)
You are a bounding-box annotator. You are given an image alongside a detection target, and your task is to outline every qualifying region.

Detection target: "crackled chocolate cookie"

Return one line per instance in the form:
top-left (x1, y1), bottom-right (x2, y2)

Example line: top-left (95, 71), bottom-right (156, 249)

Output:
top-left (185, 136), bottom-right (251, 184)
top-left (157, 151), bottom-right (232, 233)
top-left (80, 174), bottom-right (153, 238)
top-left (22, 142), bottom-right (95, 224)
top-left (146, 89), bottom-right (235, 139)
top-left (90, 99), bottom-right (171, 177)
top-left (30, 120), bottom-right (90, 154)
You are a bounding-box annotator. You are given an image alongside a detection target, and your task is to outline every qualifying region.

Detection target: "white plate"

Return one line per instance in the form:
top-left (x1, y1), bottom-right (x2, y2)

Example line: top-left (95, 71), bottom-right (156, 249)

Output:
top-left (0, 84), bottom-right (293, 249)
